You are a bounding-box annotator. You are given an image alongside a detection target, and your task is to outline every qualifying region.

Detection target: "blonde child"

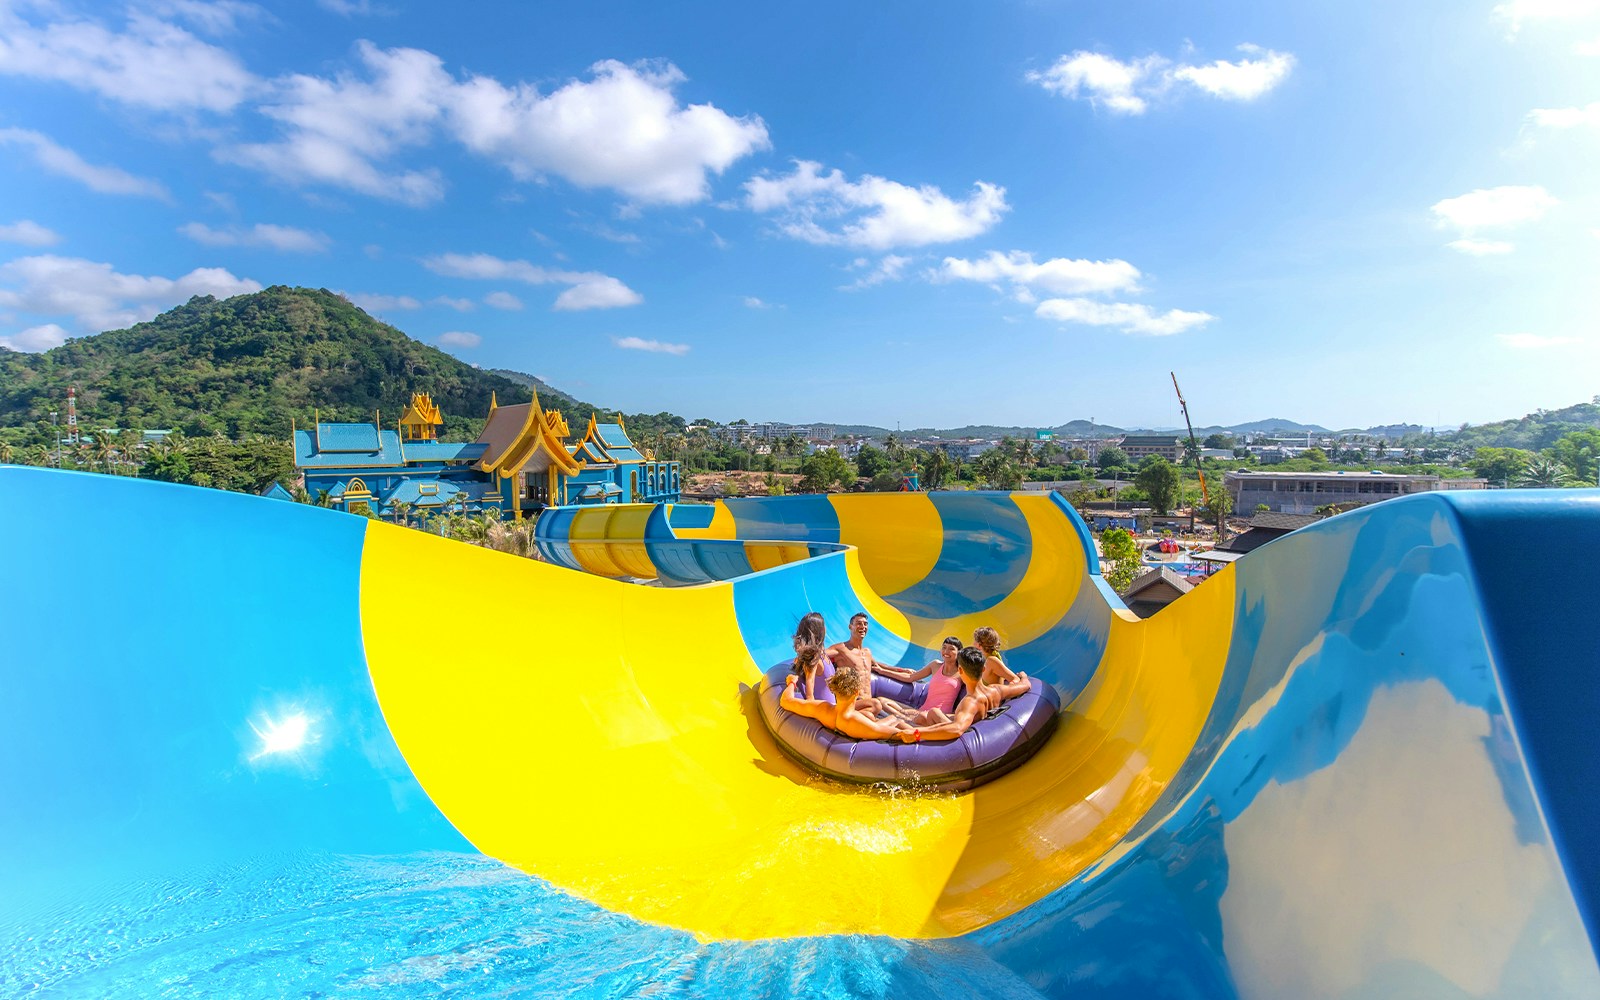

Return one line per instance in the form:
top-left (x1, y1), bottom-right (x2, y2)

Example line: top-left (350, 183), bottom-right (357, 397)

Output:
top-left (972, 626), bottom-right (1018, 687)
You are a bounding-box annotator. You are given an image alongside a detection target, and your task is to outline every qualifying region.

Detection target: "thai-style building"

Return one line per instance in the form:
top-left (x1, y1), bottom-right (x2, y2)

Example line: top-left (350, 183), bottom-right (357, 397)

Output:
top-left (293, 391), bottom-right (680, 520)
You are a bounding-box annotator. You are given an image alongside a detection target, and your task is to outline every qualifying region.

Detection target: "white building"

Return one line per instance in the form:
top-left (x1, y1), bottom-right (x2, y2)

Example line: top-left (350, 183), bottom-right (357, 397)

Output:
top-left (1225, 470), bottom-right (1487, 514)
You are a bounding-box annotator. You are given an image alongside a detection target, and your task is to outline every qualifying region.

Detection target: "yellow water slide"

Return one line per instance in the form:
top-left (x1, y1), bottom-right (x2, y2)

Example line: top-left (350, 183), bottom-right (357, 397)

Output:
top-left (360, 491), bottom-right (1235, 940)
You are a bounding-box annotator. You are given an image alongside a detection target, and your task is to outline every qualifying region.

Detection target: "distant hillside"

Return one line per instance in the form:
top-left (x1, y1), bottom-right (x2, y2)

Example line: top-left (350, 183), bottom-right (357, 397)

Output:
top-left (1445, 401), bottom-right (1600, 451)
top-left (0, 287), bottom-right (613, 441)
top-left (486, 368), bottom-right (584, 410)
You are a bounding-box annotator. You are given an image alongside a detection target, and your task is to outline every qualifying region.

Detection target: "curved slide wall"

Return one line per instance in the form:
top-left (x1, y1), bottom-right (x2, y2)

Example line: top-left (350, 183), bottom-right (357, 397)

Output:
top-left (2, 466), bottom-right (1597, 997)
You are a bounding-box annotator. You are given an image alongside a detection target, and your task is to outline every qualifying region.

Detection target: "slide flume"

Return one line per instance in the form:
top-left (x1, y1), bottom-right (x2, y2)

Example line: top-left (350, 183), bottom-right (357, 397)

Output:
top-left (3, 466), bottom-right (1597, 997)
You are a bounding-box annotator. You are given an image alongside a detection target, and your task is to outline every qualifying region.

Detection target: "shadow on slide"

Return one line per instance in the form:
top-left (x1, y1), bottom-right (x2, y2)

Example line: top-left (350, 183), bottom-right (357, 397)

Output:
top-left (2, 466), bottom-right (1598, 997)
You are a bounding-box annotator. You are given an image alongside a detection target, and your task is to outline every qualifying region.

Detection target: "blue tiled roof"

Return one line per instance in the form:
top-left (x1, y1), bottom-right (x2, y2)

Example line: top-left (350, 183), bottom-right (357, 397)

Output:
top-left (381, 479), bottom-right (461, 507)
top-left (402, 441), bottom-right (487, 462)
top-left (317, 423), bottom-right (380, 452)
top-left (258, 482), bottom-right (294, 502)
top-left (578, 483), bottom-right (624, 499)
top-left (594, 424), bottom-right (645, 462)
top-left (294, 428), bottom-right (404, 468)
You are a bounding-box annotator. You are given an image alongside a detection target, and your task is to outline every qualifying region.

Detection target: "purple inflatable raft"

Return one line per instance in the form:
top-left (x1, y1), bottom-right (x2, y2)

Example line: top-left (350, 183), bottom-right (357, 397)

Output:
top-left (756, 662), bottom-right (1061, 792)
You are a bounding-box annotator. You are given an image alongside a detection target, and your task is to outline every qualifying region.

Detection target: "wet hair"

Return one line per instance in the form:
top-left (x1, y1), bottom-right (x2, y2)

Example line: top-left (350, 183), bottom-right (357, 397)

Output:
top-left (793, 612), bottom-right (827, 648)
top-left (941, 636), bottom-right (962, 650)
top-left (849, 612), bottom-right (868, 626)
top-left (828, 666), bottom-right (862, 698)
top-left (973, 627), bottom-right (1002, 654)
top-left (793, 642), bottom-right (824, 671)
top-left (957, 646), bottom-right (986, 681)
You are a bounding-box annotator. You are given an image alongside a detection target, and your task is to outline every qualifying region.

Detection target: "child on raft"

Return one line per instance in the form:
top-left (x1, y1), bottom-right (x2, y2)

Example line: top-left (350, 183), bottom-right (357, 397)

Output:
top-left (781, 645), bottom-right (912, 740)
top-left (789, 612), bottom-right (835, 702)
top-left (973, 626), bottom-right (1018, 687)
top-left (894, 646), bottom-right (1032, 744)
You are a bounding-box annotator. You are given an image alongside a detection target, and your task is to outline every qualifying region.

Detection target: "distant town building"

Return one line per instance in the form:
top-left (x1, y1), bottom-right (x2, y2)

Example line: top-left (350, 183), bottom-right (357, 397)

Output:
top-left (1224, 470), bottom-right (1487, 515)
top-left (707, 421), bottom-right (832, 444)
top-left (293, 390), bottom-right (680, 520)
top-left (1118, 435), bottom-right (1184, 462)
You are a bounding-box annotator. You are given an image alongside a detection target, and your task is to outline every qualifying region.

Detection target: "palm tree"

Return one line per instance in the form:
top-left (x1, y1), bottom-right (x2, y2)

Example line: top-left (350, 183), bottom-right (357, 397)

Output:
top-left (28, 444), bottom-right (49, 466)
top-left (884, 433), bottom-right (905, 464)
top-left (0, 441), bottom-right (13, 464)
top-left (1017, 439), bottom-right (1036, 469)
top-left (94, 436), bottom-right (117, 473)
top-left (1516, 456), bottom-right (1574, 488)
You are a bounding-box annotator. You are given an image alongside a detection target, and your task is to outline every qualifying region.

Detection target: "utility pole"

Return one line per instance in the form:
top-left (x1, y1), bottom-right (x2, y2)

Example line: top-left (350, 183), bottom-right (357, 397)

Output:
top-left (50, 411), bottom-right (59, 467)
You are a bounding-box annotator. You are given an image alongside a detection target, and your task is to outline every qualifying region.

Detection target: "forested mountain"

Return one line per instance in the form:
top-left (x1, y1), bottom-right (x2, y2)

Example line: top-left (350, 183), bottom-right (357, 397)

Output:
top-left (0, 287), bottom-right (612, 442)
top-left (1438, 401), bottom-right (1600, 451)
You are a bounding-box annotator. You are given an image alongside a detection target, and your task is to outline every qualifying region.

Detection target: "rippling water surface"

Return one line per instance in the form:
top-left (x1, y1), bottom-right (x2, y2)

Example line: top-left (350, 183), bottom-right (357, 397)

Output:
top-left (0, 852), bottom-right (1037, 999)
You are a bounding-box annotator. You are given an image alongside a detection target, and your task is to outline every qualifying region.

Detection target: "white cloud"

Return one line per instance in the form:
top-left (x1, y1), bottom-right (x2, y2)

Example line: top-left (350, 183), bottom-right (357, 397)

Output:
top-left (0, 255), bottom-right (260, 332)
top-left (1028, 52), bottom-right (1163, 114)
top-left (1495, 0), bottom-right (1600, 33)
top-left (935, 250), bottom-right (1141, 296)
top-left (1577, 35), bottom-right (1600, 54)
top-left (431, 295), bottom-right (473, 311)
top-left (0, 220), bottom-right (61, 247)
top-left (438, 330), bottom-right (480, 348)
top-left (615, 335), bottom-right (688, 355)
top-left (1028, 44), bottom-right (1294, 115)
top-left (222, 49), bottom-right (767, 207)
top-left (0, 322), bottom-right (70, 352)
top-left (178, 221), bottom-right (330, 252)
top-left (423, 252), bottom-right (642, 310)
top-left (345, 292), bottom-right (420, 313)
top-left (0, 128), bottom-right (168, 199)
top-left (1171, 45), bottom-right (1296, 101)
top-left (1448, 238), bottom-right (1516, 255)
top-left (843, 254), bottom-right (911, 290)
top-left (219, 42), bottom-right (448, 205)
top-left (1498, 332), bottom-right (1582, 348)
top-left (0, 5), bottom-right (257, 111)
top-left (1035, 297), bottom-right (1214, 335)
top-left (743, 296), bottom-right (770, 309)
top-left (449, 59), bottom-right (769, 205)
top-left (484, 290), bottom-right (523, 310)
top-left (555, 276), bottom-right (643, 311)
top-left (1432, 186), bottom-right (1557, 248)
top-left (319, 0), bottom-right (389, 15)
top-left (1527, 102), bottom-right (1600, 129)
top-left (745, 160), bottom-right (1008, 250)
top-left (149, 0), bottom-right (268, 35)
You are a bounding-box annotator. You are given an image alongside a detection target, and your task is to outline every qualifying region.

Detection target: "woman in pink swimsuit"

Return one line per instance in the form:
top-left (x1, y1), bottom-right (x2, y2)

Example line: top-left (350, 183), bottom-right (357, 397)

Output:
top-left (897, 636), bottom-right (966, 726)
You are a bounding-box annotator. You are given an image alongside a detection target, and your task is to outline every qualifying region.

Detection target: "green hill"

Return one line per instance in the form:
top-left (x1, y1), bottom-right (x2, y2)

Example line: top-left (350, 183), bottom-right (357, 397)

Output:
top-left (0, 286), bottom-right (609, 443)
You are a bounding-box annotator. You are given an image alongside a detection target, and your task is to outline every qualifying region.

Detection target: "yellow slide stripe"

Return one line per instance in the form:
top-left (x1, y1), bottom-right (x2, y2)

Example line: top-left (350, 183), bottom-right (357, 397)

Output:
top-left (897, 493), bottom-right (1088, 648)
top-left (829, 493), bottom-right (943, 596)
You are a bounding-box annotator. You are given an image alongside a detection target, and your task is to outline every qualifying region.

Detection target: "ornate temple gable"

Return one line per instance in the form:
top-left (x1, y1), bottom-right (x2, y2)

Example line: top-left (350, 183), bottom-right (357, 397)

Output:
top-left (594, 415), bottom-right (646, 465)
top-left (399, 392), bottom-right (444, 442)
top-left (569, 412), bottom-right (615, 466)
top-left (472, 389), bottom-right (582, 477)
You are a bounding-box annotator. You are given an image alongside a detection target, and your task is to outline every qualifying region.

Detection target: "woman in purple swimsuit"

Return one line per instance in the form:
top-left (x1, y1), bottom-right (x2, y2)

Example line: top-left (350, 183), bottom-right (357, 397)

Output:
top-left (790, 612), bottom-right (835, 703)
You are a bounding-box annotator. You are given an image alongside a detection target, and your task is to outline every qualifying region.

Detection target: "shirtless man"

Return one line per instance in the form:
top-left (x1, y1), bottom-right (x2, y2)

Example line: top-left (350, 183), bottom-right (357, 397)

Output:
top-left (828, 612), bottom-right (917, 720)
top-left (893, 646), bottom-right (1031, 744)
top-left (780, 647), bottom-right (911, 740)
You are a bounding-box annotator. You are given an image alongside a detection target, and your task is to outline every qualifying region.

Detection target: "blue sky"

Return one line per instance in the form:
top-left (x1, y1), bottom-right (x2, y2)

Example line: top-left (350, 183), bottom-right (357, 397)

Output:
top-left (1, 0), bottom-right (1595, 430)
